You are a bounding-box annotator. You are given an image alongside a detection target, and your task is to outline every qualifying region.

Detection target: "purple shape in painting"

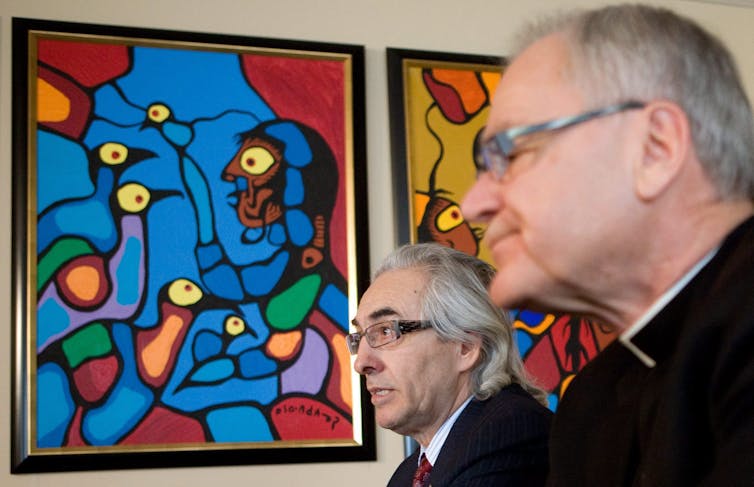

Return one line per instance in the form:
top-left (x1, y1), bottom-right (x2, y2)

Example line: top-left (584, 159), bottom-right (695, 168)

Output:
top-left (281, 327), bottom-right (328, 394)
top-left (37, 216), bottom-right (146, 353)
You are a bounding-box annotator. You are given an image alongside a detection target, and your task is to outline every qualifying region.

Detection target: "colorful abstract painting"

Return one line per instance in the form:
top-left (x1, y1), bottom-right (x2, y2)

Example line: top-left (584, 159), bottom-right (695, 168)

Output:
top-left (387, 48), bottom-right (617, 412)
top-left (11, 18), bottom-right (372, 472)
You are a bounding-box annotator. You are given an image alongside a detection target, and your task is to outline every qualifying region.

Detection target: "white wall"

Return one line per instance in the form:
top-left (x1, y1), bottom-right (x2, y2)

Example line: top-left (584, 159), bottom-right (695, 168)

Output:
top-left (1, 0), bottom-right (752, 486)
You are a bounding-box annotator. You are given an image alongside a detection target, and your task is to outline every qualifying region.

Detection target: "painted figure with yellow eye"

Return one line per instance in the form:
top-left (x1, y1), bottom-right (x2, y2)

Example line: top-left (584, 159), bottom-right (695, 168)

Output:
top-left (415, 191), bottom-right (481, 256)
top-left (192, 118), bottom-right (342, 301)
top-left (36, 141), bottom-right (157, 254)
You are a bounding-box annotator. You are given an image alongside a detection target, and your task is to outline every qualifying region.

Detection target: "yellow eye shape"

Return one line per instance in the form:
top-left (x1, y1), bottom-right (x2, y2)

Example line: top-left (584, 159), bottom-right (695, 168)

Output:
top-left (99, 142), bottom-right (129, 165)
top-left (436, 204), bottom-right (465, 232)
top-left (224, 315), bottom-right (246, 336)
top-left (167, 278), bottom-right (203, 306)
top-left (239, 146), bottom-right (276, 175)
top-left (147, 103), bottom-right (171, 123)
top-left (116, 183), bottom-right (151, 213)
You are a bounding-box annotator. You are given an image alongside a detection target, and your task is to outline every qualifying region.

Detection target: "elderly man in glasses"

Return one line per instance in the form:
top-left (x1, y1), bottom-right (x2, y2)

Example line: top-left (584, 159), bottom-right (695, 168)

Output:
top-left (462, 4), bottom-right (754, 486)
top-left (349, 243), bottom-right (551, 486)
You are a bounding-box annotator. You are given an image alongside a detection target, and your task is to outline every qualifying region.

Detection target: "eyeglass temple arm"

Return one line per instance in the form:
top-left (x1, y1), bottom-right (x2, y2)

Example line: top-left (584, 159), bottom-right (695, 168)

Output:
top-left (397, 320), bottom-right (432, 333)
top-left (499, 100), bottom-right (646, 148)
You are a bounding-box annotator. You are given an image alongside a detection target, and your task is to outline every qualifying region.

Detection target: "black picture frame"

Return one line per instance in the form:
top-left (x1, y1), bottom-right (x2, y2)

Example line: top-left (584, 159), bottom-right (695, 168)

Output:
top-left (12, 17), bottom-right (373, 473)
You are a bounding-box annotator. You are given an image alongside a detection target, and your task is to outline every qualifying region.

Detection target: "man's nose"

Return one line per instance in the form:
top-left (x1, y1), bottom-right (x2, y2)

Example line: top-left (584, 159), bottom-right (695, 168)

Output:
top-left (353, 338), bottom-right (377, 375)
top-left (460, 171), bottom-right (501, 223)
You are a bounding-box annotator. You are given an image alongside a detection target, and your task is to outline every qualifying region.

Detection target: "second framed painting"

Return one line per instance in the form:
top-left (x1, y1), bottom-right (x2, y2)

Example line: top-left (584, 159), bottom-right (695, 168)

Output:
top-left (387, 47), bottom-right (616, 414)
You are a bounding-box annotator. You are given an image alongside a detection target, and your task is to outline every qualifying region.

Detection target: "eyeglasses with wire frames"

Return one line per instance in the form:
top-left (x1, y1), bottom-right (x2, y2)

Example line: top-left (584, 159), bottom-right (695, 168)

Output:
top-left (346, 319), bottom-right (433, 355)
top-left (474, 100), bottom-right (646, 180)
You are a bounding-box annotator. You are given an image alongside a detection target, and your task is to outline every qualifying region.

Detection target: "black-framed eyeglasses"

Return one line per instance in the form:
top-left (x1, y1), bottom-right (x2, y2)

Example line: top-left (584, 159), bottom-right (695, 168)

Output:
top-left (346, 319), bottom-right (432, 355)
top-left (474, 100), bottom-right (646, 180)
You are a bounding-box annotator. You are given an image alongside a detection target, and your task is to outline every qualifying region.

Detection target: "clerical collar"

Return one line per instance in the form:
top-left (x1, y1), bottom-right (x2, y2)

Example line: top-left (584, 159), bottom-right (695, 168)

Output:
top-left (619, 247), bottom-right (717, 368)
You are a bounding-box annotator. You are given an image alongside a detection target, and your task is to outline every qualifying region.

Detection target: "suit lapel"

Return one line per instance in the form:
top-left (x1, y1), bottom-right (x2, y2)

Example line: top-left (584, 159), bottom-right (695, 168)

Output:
top-left (430, 397), bottom-right (485, 483)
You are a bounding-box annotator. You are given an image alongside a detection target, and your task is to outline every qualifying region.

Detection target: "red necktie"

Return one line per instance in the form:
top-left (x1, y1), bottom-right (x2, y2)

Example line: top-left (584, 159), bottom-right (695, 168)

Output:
top-left (412, 454), bottom-right (432, 487)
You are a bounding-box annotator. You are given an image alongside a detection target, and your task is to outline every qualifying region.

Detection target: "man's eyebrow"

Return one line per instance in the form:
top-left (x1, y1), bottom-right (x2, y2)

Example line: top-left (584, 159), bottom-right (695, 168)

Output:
top-left (351, 307), bottom-right (399, 329)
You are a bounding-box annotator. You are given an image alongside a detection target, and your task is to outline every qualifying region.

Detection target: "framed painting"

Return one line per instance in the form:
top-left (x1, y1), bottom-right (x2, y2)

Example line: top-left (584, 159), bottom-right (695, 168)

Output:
top-left (11, 17), bottom-right (373, 473)
top-left (386, 47), bottom-right (616, 417)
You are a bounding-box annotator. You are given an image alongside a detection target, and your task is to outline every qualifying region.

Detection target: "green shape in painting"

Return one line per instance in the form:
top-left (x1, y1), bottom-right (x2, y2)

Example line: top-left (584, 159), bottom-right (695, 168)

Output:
top-left (266, 275), bottom-right (322, 331)
top-left (62, 322), bottom-right (113, 369)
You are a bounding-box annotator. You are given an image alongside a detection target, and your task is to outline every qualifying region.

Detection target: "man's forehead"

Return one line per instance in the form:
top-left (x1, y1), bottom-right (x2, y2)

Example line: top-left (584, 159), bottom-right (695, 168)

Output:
top-left (351, 306), bottom-right (400, 328)
top-left (487, 34), bottom-right (583, 131)
top-left (352, 269), bottom-right (425, 326)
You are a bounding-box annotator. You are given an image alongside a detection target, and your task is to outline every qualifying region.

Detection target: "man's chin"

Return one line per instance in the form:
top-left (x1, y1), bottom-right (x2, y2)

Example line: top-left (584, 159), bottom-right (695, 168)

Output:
top-left (376, 412), bottom-right (405, 434)
top-left (377, 419), bottom-right (400, 433)
top-left (487, 271), bottom-right (529, 309)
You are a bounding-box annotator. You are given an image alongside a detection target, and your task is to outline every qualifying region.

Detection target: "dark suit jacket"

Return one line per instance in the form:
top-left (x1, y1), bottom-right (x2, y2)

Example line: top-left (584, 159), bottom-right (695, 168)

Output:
top-left (548, 216), bottom-right (754, 486)
top-left (387, 383), bottom-right (552, 487)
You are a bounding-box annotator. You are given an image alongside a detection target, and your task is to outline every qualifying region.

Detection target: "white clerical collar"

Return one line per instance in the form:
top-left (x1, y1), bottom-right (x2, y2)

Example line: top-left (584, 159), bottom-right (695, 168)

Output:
top-left (418, 395), bottom-right (473, 467)
top-left (619, 247), bottom-right (718, 368)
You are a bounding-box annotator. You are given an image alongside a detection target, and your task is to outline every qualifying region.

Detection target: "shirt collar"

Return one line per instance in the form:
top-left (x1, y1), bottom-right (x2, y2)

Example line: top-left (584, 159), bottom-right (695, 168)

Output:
top-left (418, 395), bottom-right (473, 466)
top-left (619, 247), bottom-right (718, 368)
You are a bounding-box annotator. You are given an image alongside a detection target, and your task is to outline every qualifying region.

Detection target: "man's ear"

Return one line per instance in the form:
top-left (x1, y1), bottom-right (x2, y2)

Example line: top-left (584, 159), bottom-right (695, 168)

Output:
top-left (457, 334), bottom-right (482, 373)
top-left (634, 101), bottom-right (691, 201)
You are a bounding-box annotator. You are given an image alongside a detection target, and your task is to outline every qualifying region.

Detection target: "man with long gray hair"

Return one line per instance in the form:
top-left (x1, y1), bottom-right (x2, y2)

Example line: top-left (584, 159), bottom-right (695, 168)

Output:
top-left (348, 243), bottom-right (551, 486)
top-left (462, 4), bottom-right (754, 485)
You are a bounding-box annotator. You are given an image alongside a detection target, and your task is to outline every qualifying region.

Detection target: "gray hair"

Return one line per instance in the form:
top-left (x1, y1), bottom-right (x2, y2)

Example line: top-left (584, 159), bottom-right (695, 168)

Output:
top-left (512, 3), bottom-right (754, 200)
top-left (374, 243), bottom-right (547, 405)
